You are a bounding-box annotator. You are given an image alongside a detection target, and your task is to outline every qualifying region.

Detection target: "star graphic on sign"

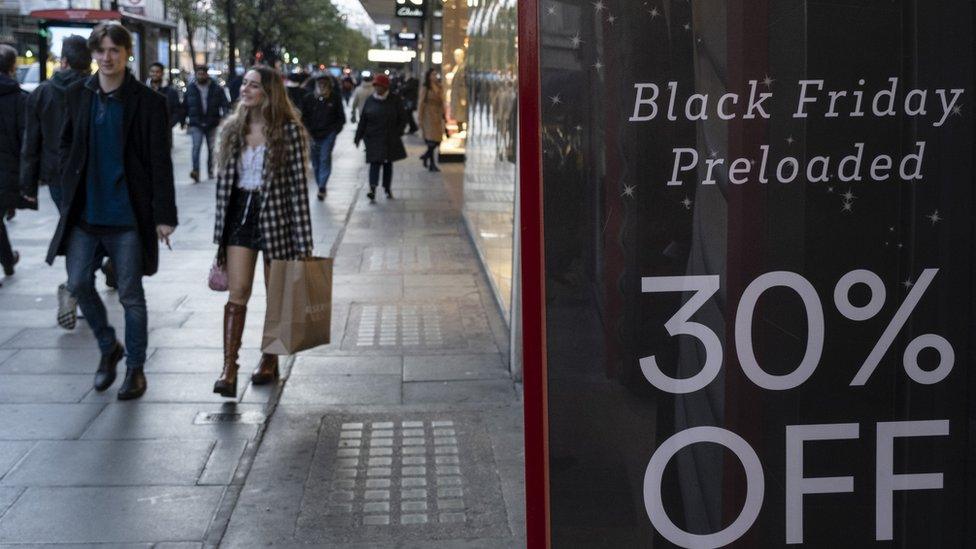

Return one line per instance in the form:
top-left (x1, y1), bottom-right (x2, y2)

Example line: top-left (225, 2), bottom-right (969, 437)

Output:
top-left (549, 94), bottom-right (562, 105)
top-left (593, 59), bottom-right (604, 71)
top-left (681, 197), bottom-right (693, 209)
top-left (786, 135), bottom-right (795, 145)
top-left (827, 186), bottom-right (834, 193)
top-left (841, 200), bottom-right (854, 212)
top-left (546, 4), bottom-right (556, 15)
top-left (622, 184), bottom-right (636, 197)
top-left (761, 74), bottom-right (775, 87)
top-left (927, 210), bottom-right (942, 225)
top-left (575, 124), bottom-right (583, 132)
top-left (607, 14), bottom-right (617, 24)
top-left (649, 7), bottom-right (660, 17)
top-left (593, 0), bottom-right (606, 12)
top-left (902, 279), bottom-right (914, 289)
top-left (897, 242), bottom-right (904, 249)
top-left (709, 150), bottom-right (718, 158)
top-left (842, 190), bottom-right (856, 201)
top-left (952, 105), bottom-right (963, 116)
top-left (683, 22), bottom-right (691, 31)
top-left (570, 33), bottom-right (583, 48)
top-left (888, 226), bottom-right (895, 232)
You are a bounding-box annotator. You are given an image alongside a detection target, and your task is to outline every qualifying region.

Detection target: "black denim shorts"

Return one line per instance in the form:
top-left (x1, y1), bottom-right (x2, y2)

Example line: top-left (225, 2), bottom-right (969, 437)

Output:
top-left (225, 187), bottom-right (264, 250)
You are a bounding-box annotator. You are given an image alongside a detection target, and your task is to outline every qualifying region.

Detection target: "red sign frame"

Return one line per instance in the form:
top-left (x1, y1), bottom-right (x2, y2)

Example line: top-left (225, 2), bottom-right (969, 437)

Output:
top-left (517, 0), bottom-right (548, 547)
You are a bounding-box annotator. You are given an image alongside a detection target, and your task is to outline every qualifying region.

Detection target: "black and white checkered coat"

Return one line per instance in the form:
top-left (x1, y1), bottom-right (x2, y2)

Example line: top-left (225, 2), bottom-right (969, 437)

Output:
top-left (213, 122), bottom-right (313, 259)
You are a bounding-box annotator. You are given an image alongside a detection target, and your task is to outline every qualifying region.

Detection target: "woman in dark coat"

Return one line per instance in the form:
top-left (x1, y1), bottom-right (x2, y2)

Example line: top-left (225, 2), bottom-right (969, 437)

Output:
top-left (354, 73), bottom-right (408, 202)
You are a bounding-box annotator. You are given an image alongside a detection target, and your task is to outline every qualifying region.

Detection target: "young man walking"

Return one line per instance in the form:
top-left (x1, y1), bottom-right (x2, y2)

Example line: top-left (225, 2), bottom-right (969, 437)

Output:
top-left (147, 61), bottom-right (183, 128)
top-left (46, 23), bottom-right (177, 400)
top-left (183, 65), bottom-right (229, 182)
top-left (21, 35), bottom-right (93, 328)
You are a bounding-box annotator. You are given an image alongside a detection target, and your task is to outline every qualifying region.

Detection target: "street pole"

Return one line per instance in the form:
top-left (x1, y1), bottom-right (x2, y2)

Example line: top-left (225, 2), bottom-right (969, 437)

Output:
top-left (225, 0), bottom-right (236, 76)
top-left (422, 0), bottom-right (434, 75)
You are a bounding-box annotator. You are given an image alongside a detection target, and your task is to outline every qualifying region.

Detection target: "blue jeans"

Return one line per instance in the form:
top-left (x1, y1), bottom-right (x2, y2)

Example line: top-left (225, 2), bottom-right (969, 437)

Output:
top-left (310, 132), bottom-right (338, 191)
top-left (65, 227), bottom-right (147, 368)
top-left (189, 126), bottom-right (217, 175)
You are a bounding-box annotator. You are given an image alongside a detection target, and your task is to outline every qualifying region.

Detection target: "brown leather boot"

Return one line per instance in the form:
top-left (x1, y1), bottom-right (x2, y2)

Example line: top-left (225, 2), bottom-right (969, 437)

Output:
top-left (214, 302), bottom-right (247, 397)
top-left (251, 353), bottom-right (279, 385)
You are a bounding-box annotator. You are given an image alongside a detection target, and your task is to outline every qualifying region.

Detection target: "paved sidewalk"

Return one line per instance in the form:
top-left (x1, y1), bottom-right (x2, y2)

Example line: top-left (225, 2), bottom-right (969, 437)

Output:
top-left (0, 119), bottom-right (525, 547)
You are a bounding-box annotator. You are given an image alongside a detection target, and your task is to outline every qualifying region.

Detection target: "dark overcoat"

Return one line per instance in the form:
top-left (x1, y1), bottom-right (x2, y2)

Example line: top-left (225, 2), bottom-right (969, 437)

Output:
top-left (46, 72), bottom-right (178, 276)
top-left (0, 74), bottom-right (26, 211)
top-left (354, 94), bottom-right (408, 164)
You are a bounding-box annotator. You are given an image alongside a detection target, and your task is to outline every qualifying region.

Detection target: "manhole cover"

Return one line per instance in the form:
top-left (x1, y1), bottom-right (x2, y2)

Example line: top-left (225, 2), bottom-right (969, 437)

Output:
top-left (193, 411), bottom-right (267, 425)
top-left (296, 413), bottom-right (510, 543)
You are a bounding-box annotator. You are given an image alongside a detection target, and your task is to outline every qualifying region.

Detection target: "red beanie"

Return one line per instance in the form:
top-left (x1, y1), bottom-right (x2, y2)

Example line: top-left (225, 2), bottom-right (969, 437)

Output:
top-left (373, 74), bottom-right (390, 88)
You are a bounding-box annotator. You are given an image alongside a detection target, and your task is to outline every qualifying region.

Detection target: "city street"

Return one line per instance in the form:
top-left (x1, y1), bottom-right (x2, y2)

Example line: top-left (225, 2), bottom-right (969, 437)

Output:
top-left (0, 121), bottom-right (525, 547)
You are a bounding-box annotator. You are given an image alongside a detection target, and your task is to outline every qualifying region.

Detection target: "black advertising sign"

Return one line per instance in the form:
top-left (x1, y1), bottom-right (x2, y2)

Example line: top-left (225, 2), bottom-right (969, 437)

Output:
top-left (395, 0), bottom-right (424, 19)
top-left (521, 1), bottom-right (975, 547)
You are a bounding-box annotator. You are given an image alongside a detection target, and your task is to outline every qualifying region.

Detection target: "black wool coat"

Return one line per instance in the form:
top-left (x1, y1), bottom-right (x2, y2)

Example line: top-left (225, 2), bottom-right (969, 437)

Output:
top-left (0, 75), bottom-right (26, 211)
top-left (46, 72), bottom-right (178, 276)
top-left (354, 94), bottom-right (408, 164)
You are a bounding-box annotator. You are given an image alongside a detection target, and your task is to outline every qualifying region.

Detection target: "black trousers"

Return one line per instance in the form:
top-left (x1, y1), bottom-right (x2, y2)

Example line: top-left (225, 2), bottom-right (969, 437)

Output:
top-left (369, 162), bottom-right (393, 191)
top-left (0, 220), bottom-right (13, 271)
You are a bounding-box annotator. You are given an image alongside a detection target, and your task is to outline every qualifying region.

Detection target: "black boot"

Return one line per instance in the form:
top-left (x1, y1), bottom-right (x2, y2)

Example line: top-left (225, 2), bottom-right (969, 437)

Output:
top-left (94, 341), bottom-right (124, 391)
top-left (117, 368), bottom-right (147, 400)
top-left (367, 187), bottom-right (376, 203)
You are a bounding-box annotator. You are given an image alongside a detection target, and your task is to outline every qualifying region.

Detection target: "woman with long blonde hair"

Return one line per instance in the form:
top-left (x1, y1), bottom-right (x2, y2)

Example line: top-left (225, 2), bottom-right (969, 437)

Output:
top-left (212, 65), bottom-right (313, 397)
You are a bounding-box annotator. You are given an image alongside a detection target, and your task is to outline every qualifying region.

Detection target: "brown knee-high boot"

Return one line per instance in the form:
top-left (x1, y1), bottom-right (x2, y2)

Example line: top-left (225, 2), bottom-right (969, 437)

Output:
top-left (214, 302), bottom-right (247, 397)
top-left (251, 353), bottom-right (279, 385)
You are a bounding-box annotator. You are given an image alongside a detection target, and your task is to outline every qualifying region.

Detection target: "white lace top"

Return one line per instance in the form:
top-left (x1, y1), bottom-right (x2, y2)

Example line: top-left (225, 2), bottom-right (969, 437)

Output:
top-left (238, 145), bottom-right (266, 191)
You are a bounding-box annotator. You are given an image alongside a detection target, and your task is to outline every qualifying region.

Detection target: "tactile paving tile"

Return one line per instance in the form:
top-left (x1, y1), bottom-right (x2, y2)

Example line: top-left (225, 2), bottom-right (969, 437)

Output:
top-left (296, 413), bottom-right (510, 543)
top-left (344, 301), bottom-right (490, 352)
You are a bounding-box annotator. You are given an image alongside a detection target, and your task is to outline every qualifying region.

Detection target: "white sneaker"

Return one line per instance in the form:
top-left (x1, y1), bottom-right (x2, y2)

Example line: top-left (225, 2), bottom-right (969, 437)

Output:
top-left (57, 283), bottom-right (77, 330)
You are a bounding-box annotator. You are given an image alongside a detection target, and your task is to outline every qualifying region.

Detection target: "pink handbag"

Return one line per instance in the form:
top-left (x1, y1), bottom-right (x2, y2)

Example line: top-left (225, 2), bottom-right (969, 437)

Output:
top-left (208, 260), bottom-right (228, 292)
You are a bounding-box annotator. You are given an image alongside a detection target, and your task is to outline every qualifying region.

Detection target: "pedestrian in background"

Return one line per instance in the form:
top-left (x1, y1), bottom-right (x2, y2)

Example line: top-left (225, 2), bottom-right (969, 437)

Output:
top-left (350, 73), bottom-right (373, 123)
top-left (147, 61), bottom-right (183, 128)
top-left (418, 68), bottom-right (446, 173)
top-left (0, 44), bottom-right (25, 280)
top-left (212, 65), bottom-right (313, 398)
top-left (21, 35), bottom-right (92, 327)
top-left (184, 65), bottom-right (230, 182)
top-left (400, 69), bottom-right (420, 134)
top-left (354, 73), bottom-right (407, 202)
top-left (285, 71), bottom-right (310, 109)
top-left (47, 23), bottom-right (177, 400)
top-left (300, 73), bottom-right (345, 201)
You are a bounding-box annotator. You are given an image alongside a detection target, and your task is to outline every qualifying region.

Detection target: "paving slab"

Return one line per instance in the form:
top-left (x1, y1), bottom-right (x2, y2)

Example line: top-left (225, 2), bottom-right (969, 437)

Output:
top-left (0, 442), bottom-right (34, 479)
top-left (80, 403), bottom-right (264, 440)
top-left (278, 375), bottom-right (403, 406)
top-left (0, 486), bottom-right (224, 543)
top-left (0, 375), bottom-right (94, 403)
top-left (290, 356), bottom-right (402, 377)
top-left (403, 354), bottom-right (509, 382)
top-left (0, 404), bottom-right (105, 440)
top-left (1, 440), bottom-right (214, 487)
top-left (403, 380), bottom-right (517, 405)
top-left (81, 374), bottom-right (255, 404)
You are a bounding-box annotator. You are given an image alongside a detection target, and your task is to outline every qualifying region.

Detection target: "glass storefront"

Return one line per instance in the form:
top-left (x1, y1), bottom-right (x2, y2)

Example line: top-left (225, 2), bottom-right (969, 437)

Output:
top-left (529, 1), bottom-right (976, 546)
top-left (461, 0), bottom-right (518, 321)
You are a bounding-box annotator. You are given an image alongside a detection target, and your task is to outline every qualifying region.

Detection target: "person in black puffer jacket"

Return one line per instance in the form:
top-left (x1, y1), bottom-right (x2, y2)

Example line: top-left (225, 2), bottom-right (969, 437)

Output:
top-left (300, 73), bottom-right (345, 201)
top-left (0, 44), bottom-right (26, 279)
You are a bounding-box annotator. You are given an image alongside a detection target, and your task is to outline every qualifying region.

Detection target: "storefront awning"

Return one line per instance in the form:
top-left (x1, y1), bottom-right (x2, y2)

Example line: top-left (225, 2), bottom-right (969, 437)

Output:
top-left (29, 9), bottom-right (121, 22)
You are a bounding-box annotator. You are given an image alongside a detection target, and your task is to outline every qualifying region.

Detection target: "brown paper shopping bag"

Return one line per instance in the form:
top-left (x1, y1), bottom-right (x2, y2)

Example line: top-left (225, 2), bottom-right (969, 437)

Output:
top-left (261, 257), bottom-right (333, 355)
